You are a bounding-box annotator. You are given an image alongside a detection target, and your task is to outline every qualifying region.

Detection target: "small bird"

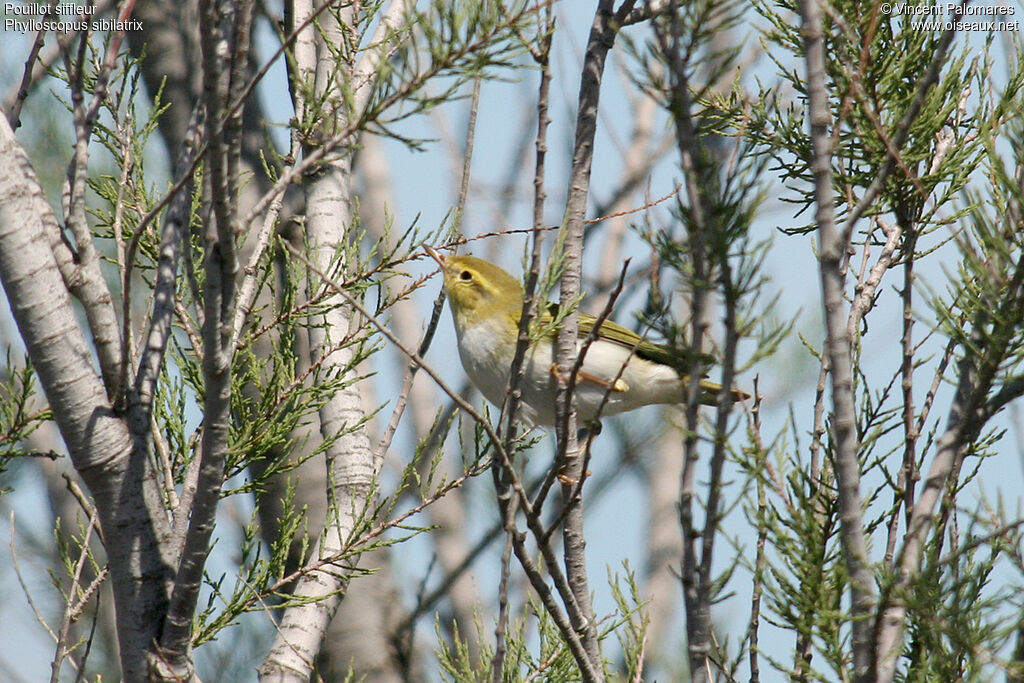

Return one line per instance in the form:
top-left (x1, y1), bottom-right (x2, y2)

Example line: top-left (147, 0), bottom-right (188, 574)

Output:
top-left (426, 247), bottom-right (747, 427)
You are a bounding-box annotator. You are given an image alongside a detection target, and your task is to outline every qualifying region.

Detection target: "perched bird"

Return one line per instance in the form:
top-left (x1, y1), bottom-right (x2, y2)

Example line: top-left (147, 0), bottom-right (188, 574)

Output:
top-left (426, 247), bottom-right (747, 427)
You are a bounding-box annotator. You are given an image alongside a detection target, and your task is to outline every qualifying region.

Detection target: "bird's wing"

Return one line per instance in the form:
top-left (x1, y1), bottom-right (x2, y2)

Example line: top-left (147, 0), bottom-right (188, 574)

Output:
top-left (542, 303), bottom-right (745, 403)
top-left (540, 302), bottom-right (679, 368)
top-left (578, 312), bottom-right (680, 366)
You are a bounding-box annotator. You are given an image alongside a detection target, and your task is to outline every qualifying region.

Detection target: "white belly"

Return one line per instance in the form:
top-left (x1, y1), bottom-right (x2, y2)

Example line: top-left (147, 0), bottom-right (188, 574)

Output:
top-left (456, 322), bottom-right (682, 427)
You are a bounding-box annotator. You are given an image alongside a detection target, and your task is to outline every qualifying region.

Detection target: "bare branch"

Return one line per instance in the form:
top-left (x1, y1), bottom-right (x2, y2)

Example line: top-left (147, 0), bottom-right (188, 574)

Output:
top-left (796, 0), bottom-right (875, 678)
top-left (552, 3), bottom-right (638, 677)
top-left (150, 0), bottom-right (255, 677)
top-left (127, 105), bottom-right (204, 417)
top-left (60, 1), bottom-right (140, 397)
top-left (1, 114), bottom-right (174, 680)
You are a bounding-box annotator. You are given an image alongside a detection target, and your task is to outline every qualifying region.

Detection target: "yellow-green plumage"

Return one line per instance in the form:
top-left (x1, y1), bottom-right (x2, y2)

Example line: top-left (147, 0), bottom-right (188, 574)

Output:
top-left (427, 248), bottom-right (745, 426)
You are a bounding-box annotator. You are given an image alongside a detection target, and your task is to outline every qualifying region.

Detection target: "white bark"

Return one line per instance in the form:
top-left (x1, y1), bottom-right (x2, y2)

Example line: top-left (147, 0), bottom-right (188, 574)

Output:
top-left (0, 112), bottom-right (174, 682)
top-left (259, 2), bottom-right (412, 679)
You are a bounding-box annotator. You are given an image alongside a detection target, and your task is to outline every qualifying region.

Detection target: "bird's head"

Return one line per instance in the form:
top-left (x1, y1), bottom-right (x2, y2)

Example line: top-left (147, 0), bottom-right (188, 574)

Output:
top-left (426, 247), bottom-right (523, 330)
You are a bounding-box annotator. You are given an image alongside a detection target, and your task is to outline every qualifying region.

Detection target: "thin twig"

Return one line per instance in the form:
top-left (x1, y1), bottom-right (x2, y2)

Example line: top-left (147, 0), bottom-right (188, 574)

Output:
top-left (4, 0), bottom-right (59, 129)
top-left (10, 512), bottom-right (59, 642)
top-left (50, 509), bottom-right (101, 683)
top-left (747, 379), bottom-right (765, 683)
top-left (798, 0), bottom-right (876, 677)
top-left (551, 4), bottom-right (638, 677)
top-left (650, 1), bottom-right (717, 678)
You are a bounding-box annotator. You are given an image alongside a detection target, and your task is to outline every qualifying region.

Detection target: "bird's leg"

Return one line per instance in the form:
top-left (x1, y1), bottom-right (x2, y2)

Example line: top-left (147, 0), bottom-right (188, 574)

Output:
top-left (548, 363), bottom-right (629, 393)
top-left (547, 363), bottom-right (607, 485)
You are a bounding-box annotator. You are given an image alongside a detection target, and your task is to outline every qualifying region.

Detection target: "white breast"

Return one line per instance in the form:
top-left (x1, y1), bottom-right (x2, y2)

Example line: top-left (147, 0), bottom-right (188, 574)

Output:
top-left (456, 320), bottom-right (514, 407)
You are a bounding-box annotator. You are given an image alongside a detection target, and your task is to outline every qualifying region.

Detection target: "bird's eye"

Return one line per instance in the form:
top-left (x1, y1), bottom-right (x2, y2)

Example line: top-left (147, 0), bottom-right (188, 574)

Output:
top-left (459, 270), bottom-right (472, 281)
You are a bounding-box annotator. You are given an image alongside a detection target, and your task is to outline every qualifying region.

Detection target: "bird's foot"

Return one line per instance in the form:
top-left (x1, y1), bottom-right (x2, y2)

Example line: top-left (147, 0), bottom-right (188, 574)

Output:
top-left (547, 364), bottom-right (628, 393)
top-left (557, 468), bottom-right (593, 486)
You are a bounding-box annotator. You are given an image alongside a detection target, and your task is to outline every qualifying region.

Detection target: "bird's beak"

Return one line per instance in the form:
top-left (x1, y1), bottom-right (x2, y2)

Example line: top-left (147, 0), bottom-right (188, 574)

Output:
top-left (425, 246), bottom-right (447, 270)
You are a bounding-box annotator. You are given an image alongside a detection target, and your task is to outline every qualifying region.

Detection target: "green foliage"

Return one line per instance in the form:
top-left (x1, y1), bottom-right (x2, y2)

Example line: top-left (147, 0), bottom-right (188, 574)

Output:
top-left (738, 425), bottom-right (849, 680)
top-left (192, 489), bottom-right (309, 646)
top-left (7, 0), bottom-right (1024, 679)
top-left (0, 352), bottom-right (50, 473)
top-left (45, 515), bottom-right (107, 669)
top-left (706, 2), bottom-right (1024, 680)
top-left (435, 569), bottom-right (650, 682)
top-left (900, 524), bottom-right (1013, 682)
top-left (607, 563), bottom-right (651, 682)
top-left (291, 0), bottom-right (537, 149)
top-left (744, 0), bottom-right (991, 235)
top-left (86, 55), bottom-right (170, 247)
top-left (929, 124), bottom-right (1024, 419)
